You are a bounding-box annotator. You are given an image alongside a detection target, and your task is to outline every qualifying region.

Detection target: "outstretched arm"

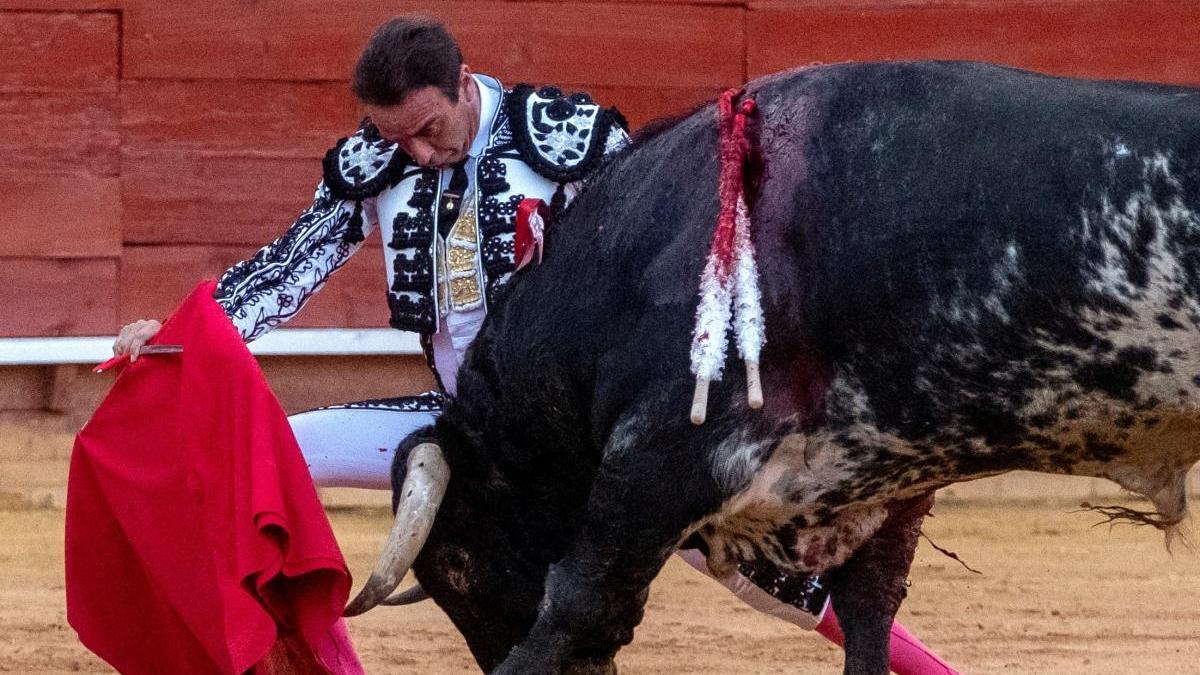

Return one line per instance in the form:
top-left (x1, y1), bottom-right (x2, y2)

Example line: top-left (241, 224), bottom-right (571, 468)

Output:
top-left (214, 181), bottom-right (376, 341)
top-left (110, 183), bottom-right (374, 355)
top-left (114, 119), bottom-right (405, 353)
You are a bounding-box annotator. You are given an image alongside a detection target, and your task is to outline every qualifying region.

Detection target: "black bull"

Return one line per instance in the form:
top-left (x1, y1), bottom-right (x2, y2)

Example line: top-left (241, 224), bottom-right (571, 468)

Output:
top-left (352, 62), bottom-right (1200, 674)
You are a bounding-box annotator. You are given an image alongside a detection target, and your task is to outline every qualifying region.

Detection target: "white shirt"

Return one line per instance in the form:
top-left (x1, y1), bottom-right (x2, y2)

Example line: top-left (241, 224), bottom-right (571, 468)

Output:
top-left (438, 74), bottom-right (501, 194)
top-left (430, 74), bottom-right (502, 394)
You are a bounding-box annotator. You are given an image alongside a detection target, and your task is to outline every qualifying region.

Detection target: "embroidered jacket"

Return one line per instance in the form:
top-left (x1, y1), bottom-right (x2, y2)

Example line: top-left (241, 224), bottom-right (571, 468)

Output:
top-left (213, 78), bottom-right (629, 342)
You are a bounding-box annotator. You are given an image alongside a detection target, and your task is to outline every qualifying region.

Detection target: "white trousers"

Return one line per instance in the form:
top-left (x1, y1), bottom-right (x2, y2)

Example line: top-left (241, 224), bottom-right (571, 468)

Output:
top-left (674, 548), bottom-right (827, 630)
top-left (288, 310), bottom-right (481, 488)
top-left (428, 308), bottom-right (486, 396)
top-left (289, 404), bottom-right (436, 490)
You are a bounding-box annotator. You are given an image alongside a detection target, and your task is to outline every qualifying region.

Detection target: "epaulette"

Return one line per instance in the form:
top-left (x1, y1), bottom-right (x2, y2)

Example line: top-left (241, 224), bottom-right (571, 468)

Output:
top-left (506, 84), bottom-right (627, 183)
top-left (322, 118), bottom-right (410, 201)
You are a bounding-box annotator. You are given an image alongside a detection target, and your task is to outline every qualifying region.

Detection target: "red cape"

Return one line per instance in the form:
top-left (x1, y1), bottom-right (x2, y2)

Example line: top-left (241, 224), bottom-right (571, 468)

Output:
top-left (66, 282), bottom-right (363, 674)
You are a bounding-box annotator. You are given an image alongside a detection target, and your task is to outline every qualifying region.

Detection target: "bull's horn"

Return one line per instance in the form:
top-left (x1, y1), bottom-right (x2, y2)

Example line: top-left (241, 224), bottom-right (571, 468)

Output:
top-left (344, 442), bottom-right (449, 617)
top-left (381, 583), bottom-right (432, 606)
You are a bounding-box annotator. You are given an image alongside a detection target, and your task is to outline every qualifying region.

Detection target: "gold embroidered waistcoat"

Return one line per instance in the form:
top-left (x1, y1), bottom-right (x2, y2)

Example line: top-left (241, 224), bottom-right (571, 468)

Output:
top-left (435, 190), bottom-right (486, 318)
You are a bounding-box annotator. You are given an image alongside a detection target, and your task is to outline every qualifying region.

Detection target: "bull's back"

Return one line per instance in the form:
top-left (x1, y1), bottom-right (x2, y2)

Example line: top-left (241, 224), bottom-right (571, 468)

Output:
top-left (476, 62), bottom-right (1200, 491)
top-left (746, 62), bottom-right (1200, 517)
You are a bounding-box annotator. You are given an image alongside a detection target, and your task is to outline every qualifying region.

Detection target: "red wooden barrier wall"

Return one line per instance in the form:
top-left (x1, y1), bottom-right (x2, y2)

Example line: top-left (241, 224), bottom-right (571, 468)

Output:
top-left (4, 0), bottom-right (1200, 336)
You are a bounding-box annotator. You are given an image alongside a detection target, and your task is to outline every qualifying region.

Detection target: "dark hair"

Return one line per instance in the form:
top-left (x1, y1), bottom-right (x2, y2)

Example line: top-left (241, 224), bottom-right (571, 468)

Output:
top-left (352, 15), bottom-right (463, 106)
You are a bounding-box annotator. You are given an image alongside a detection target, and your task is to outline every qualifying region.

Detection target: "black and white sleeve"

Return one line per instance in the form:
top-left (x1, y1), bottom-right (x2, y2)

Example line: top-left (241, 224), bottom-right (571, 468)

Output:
top-left (213, 120), bottom-right (409, 341)
top-left (213, 182), bottom-right (375, 342)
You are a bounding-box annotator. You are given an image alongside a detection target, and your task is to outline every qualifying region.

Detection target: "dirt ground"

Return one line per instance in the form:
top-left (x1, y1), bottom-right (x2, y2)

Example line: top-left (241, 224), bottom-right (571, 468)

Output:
top-left (3, 499), bottom-right (1196, 675)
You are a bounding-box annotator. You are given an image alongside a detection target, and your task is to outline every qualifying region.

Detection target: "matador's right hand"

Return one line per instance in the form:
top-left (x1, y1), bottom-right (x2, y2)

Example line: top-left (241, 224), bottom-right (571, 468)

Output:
top-left (112, 319), bottom-right (163, 362)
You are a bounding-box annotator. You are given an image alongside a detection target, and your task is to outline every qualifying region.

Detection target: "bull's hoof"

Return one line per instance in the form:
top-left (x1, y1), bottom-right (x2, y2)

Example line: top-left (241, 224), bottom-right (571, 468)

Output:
top-left (490, 649), bottom-right (616, 675)
top-left (563, 657), bottom-right (617, 675)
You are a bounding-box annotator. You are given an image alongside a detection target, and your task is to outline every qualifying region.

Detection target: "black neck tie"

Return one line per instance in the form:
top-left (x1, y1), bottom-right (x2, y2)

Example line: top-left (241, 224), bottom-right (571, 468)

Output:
top-left (438, 161), bottom-right (469, 238)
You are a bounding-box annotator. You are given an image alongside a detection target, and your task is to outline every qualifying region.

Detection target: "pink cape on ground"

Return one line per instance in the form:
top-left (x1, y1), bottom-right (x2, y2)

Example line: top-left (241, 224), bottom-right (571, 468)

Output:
top-left (66, 281), bottom-right (365, 674)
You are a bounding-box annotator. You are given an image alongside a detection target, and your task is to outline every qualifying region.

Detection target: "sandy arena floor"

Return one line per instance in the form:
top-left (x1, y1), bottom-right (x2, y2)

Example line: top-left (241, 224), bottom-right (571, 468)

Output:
top-left (3, 499), bottom-right (1196, 674)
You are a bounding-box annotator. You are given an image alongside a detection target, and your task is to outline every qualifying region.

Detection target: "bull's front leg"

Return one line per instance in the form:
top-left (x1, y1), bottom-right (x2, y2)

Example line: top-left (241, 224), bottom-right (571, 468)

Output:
top-left (827, 492), bottom-right (934, 675)
top-left (491, 416), bottom-right (725, 675)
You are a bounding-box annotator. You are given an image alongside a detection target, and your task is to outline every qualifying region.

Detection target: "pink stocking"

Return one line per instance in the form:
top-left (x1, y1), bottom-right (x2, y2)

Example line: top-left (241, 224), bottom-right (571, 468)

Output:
top-left (815, 606), bottom-right (958, 675)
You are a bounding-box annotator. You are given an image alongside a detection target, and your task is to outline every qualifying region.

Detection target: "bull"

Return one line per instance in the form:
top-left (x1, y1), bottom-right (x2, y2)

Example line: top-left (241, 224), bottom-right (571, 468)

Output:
top-left (347, 61), bottom-right (1200, 674)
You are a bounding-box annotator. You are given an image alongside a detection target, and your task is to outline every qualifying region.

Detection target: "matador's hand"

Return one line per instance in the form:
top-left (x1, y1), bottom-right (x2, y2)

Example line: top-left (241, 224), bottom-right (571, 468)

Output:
top-left (112, 319), bottom-right (163, 362)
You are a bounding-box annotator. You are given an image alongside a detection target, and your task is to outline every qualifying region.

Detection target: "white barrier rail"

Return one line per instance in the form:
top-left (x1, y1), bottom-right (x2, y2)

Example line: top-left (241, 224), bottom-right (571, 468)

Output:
top-left (0, 329), bottom-right (423, 365)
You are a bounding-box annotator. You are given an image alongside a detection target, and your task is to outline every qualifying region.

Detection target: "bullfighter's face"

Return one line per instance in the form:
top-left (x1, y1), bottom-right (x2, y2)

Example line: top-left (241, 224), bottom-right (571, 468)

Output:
top-left (364, 64), bottom-right (481, 169)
